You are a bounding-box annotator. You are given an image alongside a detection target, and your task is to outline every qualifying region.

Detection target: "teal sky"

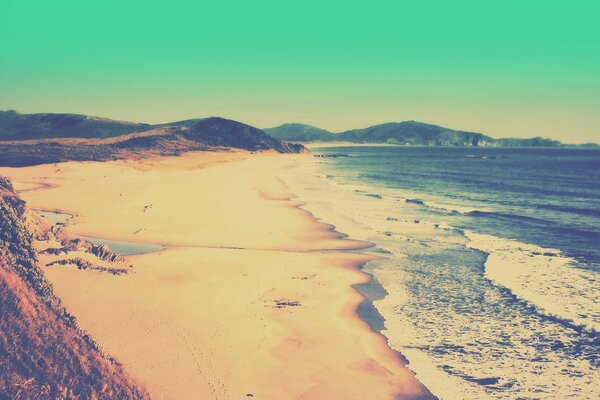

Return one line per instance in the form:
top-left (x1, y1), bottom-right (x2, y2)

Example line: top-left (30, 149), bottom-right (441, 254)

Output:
top-left (1, 1), bottom-right (599, 142)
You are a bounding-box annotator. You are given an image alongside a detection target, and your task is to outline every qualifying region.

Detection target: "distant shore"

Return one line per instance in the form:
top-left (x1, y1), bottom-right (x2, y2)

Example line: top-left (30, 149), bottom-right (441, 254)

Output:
top-left (0, 151), bottom-right (434, 399)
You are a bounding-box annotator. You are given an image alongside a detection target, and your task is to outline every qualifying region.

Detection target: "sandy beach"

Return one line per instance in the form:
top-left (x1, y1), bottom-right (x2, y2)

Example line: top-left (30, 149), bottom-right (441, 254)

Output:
top-left (0, 151), bottom-right (432, 399)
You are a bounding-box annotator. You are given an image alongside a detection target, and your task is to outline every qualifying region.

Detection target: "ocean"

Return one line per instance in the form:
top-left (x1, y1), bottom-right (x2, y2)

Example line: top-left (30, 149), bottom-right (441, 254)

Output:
top-left (284, 146), bottom-right (600, 400)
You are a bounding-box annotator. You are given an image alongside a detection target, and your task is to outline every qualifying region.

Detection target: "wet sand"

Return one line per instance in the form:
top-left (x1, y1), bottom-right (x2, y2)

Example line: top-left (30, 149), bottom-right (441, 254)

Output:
top-left (0, 151), bottom-right (433, 399)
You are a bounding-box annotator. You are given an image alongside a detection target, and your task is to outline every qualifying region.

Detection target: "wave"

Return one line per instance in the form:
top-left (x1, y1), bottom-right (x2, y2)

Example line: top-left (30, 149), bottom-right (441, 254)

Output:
top-left (539, 204), bottom-right (600, 218)
top-left (467, 210), bottom-right (547, 223)
top-left (283, 157), bottom-right (600, 399)
top-left (405, 198), bottom-right (493, 215)
top-left (425, 201), bottom-right (492, 214)
top-left (464, 231), bottom-right (599, 333)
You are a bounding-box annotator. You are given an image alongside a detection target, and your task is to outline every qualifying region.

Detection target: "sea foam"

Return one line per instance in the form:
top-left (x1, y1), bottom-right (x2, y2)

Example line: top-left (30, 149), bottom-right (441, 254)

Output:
top-left (465, 231), bottom-right (599, 333)
top-left (281, 155), bottom-right (600, 400)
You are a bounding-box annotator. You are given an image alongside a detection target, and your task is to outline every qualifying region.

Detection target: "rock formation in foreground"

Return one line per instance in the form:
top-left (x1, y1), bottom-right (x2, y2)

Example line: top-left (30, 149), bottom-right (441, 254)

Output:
top-left (0, 177), bottom-right (149, 399)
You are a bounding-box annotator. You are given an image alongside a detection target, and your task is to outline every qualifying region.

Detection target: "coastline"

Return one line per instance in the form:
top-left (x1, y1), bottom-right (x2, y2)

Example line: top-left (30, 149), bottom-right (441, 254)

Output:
top-left (0, 151), bottom-right (434, 399)
top-left (282, 146), bottom-right (600, 400)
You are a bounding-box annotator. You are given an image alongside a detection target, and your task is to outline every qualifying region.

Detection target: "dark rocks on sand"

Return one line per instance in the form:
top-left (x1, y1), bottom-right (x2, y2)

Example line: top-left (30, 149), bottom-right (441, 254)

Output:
top-left (46, 258), bottom-right (129, 275)
top-left (272, 299), bottom-right (301, 308)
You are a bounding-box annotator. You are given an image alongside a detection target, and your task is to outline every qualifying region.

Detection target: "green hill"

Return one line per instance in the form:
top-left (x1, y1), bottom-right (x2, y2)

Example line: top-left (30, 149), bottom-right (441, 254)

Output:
top-left (0, 110), bottom-right (151, 140)
top-left (265, 121), bottom-right (574, 147)
top-left (340, 121), bottom-right (492, 146)
top-left (1, 110), bottom-right (586, 147)
top-left (264, 123), bottom-right (335, 142)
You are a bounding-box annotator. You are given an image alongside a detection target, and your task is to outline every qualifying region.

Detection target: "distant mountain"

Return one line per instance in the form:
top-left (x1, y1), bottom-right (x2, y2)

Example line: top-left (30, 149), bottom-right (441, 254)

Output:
top-left (265, 121), bottom-right (579, 147)
top-left (266, 121), bottom-right (493, 146)
top-left (0, 110), bottom-right (151, 140)
top-left (2, 110), bottom-right (588, 148)
top-left (494, 137), bottom-right (562, 147)
top-left (0, 117), bottom-right (305, 167)
top-left (264, 123), bottom-right (335, 142)
top-left (340, 121), bottom-right (492, 146)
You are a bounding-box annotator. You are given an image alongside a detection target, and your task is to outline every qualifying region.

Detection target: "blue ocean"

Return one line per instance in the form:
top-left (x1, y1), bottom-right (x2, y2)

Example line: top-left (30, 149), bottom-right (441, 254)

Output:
top-left (288, 146), bottom-right (600, 399)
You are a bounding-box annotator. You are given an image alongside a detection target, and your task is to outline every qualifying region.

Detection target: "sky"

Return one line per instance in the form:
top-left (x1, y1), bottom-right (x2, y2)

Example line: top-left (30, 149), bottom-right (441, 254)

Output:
top-left (1, 0), bottom-right (599, 143)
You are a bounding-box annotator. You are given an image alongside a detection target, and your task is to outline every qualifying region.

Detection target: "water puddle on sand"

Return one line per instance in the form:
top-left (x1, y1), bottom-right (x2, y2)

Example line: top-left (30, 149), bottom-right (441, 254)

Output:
top-left (81, 236), bottom-right (165, 256)
top-left (36, 210), bottom-right (165, 256)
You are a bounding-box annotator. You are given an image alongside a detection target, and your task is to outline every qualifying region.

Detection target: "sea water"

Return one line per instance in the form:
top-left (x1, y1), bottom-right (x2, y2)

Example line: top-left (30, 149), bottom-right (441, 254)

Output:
top-left (284, 147), bottom-right (600, 400)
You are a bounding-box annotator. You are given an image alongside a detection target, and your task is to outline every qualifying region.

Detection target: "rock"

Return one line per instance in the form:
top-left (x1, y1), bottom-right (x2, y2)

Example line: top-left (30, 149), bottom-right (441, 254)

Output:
top-left (313, 153), bottom-right (350, 158)
top-left (46, 258), bottom-right (129, 275)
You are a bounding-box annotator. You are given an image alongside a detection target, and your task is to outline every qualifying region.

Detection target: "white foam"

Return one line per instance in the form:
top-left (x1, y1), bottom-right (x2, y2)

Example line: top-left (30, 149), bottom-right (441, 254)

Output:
top-left (373, 266), bottom-right (488, 400)
top-left (372, 260), bottom-right (600, 400)
top-left (280, 156), bottom-right (600, 400)
top-left (422, 200), bottom-right (493, 214)
top-left (465, 231), bottom-right (600, 333)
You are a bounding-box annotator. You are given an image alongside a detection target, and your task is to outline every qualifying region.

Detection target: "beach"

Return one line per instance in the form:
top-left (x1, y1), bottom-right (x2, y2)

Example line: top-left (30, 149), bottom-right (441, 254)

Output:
top-left (283, 146), bottom-right (600, 399)
top-left (0, 151), bottom-right (432, 399)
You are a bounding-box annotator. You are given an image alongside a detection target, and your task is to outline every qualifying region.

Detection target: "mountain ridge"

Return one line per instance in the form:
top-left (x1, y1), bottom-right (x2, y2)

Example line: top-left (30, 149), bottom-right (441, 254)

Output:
top-left (1, 110), bottom-right (595, 148)
top-left (265, 121), bottom-right (594, 147)
top-left (0, 114), bottom-right (305, 167)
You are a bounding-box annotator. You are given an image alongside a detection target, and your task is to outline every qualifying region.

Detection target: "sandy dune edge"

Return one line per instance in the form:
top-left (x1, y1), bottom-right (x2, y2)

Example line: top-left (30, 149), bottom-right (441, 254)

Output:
top-left (0, 151), bottom-right (433, 399)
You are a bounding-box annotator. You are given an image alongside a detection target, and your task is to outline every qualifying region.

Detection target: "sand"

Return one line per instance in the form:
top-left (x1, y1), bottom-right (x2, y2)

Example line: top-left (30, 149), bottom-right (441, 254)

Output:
top-left (0, 151), bottom-right (432, 399)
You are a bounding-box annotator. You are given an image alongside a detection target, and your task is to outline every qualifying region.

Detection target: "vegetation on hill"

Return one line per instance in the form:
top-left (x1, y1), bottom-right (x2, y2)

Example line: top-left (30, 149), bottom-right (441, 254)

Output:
top-left (183, 117), bottom-right (303, 152)
top-left (340, 121), bottom-right (491, 146)
top-left (0, 117), bottom-right (305, 167)
top-left (1, 110), bottom-right (590, 148)
top-left (0, 110), bottom-right (150, 140)
top-left (264, 123), bottom-right (335, 142)
top-left (265, 121), bottom-right (583, 147)
top-left (494, 137), bottom-right (562, 147)
top-left (0, 111), bottom-right (302, 153)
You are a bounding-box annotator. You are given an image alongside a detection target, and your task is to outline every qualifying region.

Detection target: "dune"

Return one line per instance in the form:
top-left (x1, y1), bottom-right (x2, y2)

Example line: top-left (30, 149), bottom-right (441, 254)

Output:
top-left (0, 151), bottom-right (433, 399)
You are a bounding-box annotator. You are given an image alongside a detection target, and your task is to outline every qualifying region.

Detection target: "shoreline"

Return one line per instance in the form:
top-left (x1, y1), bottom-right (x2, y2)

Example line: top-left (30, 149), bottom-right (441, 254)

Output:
top-left (0, 151), bottom-right (434, 399)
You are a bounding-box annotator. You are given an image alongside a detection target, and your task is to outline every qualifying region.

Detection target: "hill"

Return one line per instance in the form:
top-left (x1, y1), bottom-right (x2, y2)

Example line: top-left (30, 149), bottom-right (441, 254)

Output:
top-left (1, 110), bottom-right (580, 148)
top-left (494, 137), bottom-right (562, 147)
top-left (340, 121), bottom-right (492, 146)
top-left (265, 121), bottom-right (573, 147)
top-left (183, 117), bottom-right (298, 152)
top-left (0, 111), bottom-right (304, 153)
top-left (0, 117), bottom-right (305, 167)
top-left (0, 177), bottom-right (149, 399)
top-left (0, 110), bottom-right (151, 140)
top-left (264, 123), bottom-right (335, 142)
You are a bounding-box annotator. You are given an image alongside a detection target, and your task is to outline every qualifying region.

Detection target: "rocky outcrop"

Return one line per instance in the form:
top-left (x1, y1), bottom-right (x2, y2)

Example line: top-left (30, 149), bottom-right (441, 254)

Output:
top-left (42, 238), bottom-right (124, 263)
top-left (0, 176), bottom-right (14, 191)
top-left (313, 153), bottom-right (350, 158)
top-left (0, 179), bottom-right (54, 307)
top-left (46, 258), bottom-right (129, 275)
top-left (90, 244), bottom-right (123, 262)
top-left (0, 176), bottom-right (149, 399)
top-left (264, 123), bottom-right (335, 142)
